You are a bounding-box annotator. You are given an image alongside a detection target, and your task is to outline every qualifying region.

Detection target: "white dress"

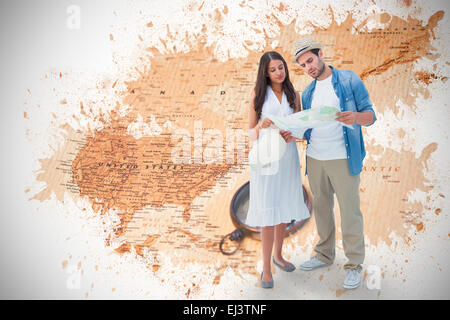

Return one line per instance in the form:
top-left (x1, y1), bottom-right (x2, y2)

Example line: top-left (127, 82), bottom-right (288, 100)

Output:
top-left (245, 86), bottom-right (310, 227)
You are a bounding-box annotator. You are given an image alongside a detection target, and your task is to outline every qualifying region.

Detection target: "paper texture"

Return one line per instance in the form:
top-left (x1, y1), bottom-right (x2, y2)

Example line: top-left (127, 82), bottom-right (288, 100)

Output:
top-left (262, 106), bottom-right (353, 139)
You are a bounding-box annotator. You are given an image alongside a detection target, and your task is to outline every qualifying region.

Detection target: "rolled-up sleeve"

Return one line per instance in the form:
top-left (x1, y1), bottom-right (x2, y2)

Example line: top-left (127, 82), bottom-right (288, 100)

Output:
top-left (351, 72), bottom-right (377, 126)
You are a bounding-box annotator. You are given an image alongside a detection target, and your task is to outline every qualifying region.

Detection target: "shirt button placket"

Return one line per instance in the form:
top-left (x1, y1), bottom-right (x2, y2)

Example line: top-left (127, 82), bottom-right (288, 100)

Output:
top-left (344, 127), bottom-right (349, 158)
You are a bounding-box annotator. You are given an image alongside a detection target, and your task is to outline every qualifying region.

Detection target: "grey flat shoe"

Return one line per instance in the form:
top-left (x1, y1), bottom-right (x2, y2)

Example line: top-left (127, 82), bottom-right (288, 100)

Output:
top-left (273, 257), bottom-right (296, 272)
top-left (260, 272), bottom-right (274, 289)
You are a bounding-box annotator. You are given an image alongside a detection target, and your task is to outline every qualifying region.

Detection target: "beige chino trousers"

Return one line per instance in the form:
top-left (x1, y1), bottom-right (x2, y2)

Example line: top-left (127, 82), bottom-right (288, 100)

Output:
top-left (306, 156), bottom-right (364, 272)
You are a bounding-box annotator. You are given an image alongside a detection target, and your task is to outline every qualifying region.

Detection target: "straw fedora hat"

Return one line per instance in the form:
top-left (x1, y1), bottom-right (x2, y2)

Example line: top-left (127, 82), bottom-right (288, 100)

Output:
top-left (292, 37), bottom-right (322, 64)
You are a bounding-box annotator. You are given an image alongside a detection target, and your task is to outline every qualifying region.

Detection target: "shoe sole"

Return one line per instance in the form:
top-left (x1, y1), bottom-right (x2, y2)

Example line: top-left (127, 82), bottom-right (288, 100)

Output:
top-left (261, 283), bottom-right (274, 289)
top-left (298, 263), bottom-right (330, 271)
top-left (261, 272), bottom-right (274, 289)
top-left (343, 282), bottom-right (360, 290)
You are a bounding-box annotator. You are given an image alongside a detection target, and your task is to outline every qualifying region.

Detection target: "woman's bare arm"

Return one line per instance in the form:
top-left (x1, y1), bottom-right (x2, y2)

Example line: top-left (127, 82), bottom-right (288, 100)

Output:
top-left (248, 90), bottom-right (273, 140)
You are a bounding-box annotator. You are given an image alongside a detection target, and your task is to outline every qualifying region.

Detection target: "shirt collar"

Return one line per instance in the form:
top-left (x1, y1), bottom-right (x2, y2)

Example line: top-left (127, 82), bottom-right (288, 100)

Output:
top-left (311, 65), bottom-right (337, 89)
top-left (329, 65), bottom-right (338, 85)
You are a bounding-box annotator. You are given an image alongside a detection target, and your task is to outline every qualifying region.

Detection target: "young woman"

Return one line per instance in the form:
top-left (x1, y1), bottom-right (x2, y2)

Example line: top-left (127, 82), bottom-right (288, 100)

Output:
top-left (246, 51), bottom-right (310, 288)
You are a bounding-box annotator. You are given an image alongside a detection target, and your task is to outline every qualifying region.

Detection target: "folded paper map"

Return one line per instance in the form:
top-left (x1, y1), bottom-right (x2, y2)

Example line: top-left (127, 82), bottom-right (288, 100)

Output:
top-left (262, 105), bottom-right (353, 139)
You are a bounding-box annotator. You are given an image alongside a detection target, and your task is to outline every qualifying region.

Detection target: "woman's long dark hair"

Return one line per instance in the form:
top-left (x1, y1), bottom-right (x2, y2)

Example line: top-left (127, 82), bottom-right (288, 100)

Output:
top-left (253, 51), bottom-right (297, 119)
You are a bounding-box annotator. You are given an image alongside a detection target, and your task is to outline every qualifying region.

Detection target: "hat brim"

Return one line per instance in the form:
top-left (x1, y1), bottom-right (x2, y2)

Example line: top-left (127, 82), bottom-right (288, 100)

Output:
top-left (292, 44), bottom-right (322, 64)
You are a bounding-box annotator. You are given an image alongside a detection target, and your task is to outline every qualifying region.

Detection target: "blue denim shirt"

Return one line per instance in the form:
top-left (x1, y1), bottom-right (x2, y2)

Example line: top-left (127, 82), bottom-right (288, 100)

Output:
top-left (301, 66), bottom-right (377, 176)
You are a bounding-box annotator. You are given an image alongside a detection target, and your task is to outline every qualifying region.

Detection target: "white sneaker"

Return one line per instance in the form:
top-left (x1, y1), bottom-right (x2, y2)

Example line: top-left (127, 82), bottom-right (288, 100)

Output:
top-left (299, 256), bottom-right (330, 271)
top-left (343, 269), bottom-right (361, 289)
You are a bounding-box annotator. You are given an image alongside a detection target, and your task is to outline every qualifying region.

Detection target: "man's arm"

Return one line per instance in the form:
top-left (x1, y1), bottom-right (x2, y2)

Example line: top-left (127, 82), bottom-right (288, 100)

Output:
top-left (336, 110), bottom-right (374, 126)
top-left (355, 110), bottom-right (374, 125)
top-left (351, 72), bottom-right (376, 126)
top-left (336, 72), bottom-right (376, 126)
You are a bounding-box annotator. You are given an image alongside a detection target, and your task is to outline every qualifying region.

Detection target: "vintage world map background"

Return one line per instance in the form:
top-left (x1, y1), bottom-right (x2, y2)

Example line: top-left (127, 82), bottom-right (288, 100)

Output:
top-left (0, 0), bottom-right (449, 299)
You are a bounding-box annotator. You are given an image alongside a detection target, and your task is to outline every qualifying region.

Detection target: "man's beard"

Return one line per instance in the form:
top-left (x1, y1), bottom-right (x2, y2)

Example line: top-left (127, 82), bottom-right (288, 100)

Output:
top-left (313, 62), bottom-right (326, 79)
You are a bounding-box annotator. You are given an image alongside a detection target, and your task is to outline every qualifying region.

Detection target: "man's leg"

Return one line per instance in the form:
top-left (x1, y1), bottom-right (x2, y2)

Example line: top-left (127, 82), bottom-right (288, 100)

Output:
top-left (306, 156), bottom-right (336, 265)
top-left (326, 159), bottom-right (364, 272)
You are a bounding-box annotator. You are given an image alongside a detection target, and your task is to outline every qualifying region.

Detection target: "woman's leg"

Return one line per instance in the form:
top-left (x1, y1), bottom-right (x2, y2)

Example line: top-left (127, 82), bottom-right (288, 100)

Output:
top-left (273, 223), bottom-right (289, 265)
top-left (261, 225), bottom-right (275, 282)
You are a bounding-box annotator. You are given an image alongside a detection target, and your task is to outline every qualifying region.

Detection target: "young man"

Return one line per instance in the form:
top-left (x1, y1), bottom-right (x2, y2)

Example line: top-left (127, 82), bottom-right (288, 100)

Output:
top-left (291, 37), bottom-right (376, 289)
